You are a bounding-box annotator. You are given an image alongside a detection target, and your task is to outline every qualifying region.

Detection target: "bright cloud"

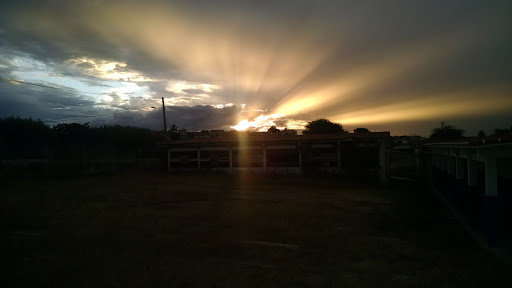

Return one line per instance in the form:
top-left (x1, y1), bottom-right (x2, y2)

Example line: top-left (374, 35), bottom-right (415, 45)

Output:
top-left (231, 113), bottom-right (285, 131)
top-left (164, 81), bottom-right (223, 106)
top-left (67, 57), bottom-right (154, 82)
top-left (284, 119), bottom-right (308, 130)
top-left (166, 81), bottom-right (221, 95)
top-left (212, 103), bottom-right (233, 109)
top-left (97, 82), bottom-right (154, 109)
top-left (167, 95), bottom-right (210, 106)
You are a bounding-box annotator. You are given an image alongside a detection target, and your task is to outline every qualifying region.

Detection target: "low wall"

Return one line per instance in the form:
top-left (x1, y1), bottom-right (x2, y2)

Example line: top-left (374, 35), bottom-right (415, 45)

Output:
top-left (169, 167), bottom-right (303, 175)
top-left (1, 159), bottom-right (49, 176)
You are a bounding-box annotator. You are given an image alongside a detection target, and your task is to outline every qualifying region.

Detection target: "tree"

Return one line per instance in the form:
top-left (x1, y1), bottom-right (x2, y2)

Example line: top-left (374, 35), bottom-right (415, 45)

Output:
top-left (167, 124), bottom-right (180, 141)
top-left (354, 128), bottom-right (370, 133)
top-left (303, 119), bottom-right (346, 134)
top-left (168, 124), bottom-right (179, 133)
top-left (492, 127), bottom-right (511, 136)
top-left (0, 116), bottom-right (51, 159)
top-left (430, 122), bottom-right (465, 140)
top-left (52, 122), bottom-right (91, 144)
top-left (92, 125), bottom-right (153, 145)
top-left (267, 126), bottom-right (280, 134)
top-left (0, 116), bottom-right (51, 145)
top-left (477, 130), bottom-right (486, 138)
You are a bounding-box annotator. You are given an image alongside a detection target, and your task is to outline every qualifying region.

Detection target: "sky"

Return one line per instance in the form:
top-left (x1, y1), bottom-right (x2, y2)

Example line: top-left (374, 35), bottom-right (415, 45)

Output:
top-left (1, 0), bottom-right (511, 136)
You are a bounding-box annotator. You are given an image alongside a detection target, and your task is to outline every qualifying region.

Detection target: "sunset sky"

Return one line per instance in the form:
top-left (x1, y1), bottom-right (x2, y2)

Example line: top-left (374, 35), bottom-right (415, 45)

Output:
top-left (1, 0), bottom-right (511, 136)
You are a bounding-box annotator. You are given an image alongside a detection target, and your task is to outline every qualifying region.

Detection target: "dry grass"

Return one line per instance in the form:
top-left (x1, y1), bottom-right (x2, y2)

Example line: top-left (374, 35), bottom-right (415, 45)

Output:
top-left (1, 172), bottom-right (509, 287)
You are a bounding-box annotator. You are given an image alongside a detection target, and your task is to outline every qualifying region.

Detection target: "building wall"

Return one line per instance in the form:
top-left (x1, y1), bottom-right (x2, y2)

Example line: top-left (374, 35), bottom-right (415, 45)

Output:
top-left (167, 138), bottom-right (388, 182)
top-left (421, 144), bottom-right (512, 248)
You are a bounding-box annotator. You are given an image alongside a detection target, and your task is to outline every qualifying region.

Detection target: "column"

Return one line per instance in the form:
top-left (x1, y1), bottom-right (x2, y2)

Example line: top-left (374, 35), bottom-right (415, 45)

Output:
top-left (167, 149), bottom-right (171, 173)
top-left (441, 155), bottom-right (448, 172)
top-left (379, 139), bottom-right (388, 184)
top-left (455, 156), bottom-right (465, 180)
top-left (229, 147), bottom-right (233, 173)
top-left (415, 149), bottom-right (421, 179)
top-left (263, 145), bottom-right (267, 173)
top-left (484, 156), bottom-right (499, 246)
top-left (337, 141), bottom-right (341, 167)
top-left (437, 154), bottom-right (448, 193)
top-left (467, 159), bottom-right (478, 187)
top-left (466, 158), bottom-right (479, 225)
top-left (447, 156), bottom-right (455, 175)
top-left (485, 157), bottom-right (497, 196)
top-left (453, 156), bottom-right (465, 209)
top-left (298, 142), bottom-right (302, 175)
top-left (197, 149), bottom-right (201, 169)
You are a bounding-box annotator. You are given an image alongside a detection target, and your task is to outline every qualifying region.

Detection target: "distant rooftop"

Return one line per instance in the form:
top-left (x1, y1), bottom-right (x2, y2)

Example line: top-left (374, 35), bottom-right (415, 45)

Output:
top-left (425, 132), bottom-right (512, 147)
top-left (170, 131), bottom-right (391, 145)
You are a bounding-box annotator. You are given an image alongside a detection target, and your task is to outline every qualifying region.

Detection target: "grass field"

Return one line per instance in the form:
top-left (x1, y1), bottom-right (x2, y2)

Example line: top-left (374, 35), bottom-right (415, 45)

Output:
top-left (1, 173), bottom-right (510, 287)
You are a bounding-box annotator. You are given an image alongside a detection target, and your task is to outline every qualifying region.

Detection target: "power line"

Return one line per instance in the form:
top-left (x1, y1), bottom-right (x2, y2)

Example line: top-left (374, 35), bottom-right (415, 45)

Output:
top-left (1, 76), bottom-right (166, 125)
top-left (0, 76), bottom-right (107, 96)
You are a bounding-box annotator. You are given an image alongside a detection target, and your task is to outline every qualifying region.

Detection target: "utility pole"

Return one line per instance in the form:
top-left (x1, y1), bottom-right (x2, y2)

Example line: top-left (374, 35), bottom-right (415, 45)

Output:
top-left (161, 97), bottom-right (168, 143)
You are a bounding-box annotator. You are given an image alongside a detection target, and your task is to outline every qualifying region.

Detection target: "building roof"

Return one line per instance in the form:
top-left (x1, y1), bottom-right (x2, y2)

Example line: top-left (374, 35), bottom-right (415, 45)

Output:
top-left (169, 132), bottom-right (390, 145)
top-left (424, 132), bottom-right (512, 147)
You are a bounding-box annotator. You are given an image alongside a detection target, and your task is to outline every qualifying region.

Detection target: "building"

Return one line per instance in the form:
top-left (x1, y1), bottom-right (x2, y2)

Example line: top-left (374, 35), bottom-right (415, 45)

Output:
top-left (165, 131), bottom-right (391, 183)
top-left (421, 135), bottom-right (512, 247)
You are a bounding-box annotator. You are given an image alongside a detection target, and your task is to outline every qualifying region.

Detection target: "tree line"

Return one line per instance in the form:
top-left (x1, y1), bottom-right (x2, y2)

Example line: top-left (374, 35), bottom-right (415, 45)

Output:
top-left (430, 121), bottom-right (512, 140)
top-left (268, 119), bottom-right (370, 135)
top-left (2, 116), bottom-right (510, 145)
top-left (0, 116), bottom-right (154, 147)
top-left (273, 118), bottom-right (511, 140)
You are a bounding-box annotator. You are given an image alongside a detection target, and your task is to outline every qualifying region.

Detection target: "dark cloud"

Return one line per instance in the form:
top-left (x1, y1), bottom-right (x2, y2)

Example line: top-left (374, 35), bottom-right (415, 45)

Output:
top-left (0, 77), bottom-right (241, 131)
top-left (1, 0), bottom-right (511, 135)
top-left (0, 80), bottom-right (100, 125)
top-left (100, 93), bottom-right (160, 112)
top-left (37, 93), bottom-right (95, 108)
top-left (84, 104), bottom-right (240, 131)
top-left (165, 105), bottom-right (239, 131)
top-left (0, 1), bottom-right (184, 81)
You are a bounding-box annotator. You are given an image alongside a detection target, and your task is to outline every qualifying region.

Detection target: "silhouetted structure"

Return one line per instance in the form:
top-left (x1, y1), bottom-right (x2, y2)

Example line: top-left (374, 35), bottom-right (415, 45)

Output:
top-left (354, 128), bottom-right (370, 133)
top-left (421, 135), bottom-right (512, 248)
top-left (165, 131), bottom-right (391, 183)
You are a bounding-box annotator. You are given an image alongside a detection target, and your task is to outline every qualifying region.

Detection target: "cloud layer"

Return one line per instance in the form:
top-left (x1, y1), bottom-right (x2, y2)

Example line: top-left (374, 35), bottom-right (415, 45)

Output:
top-left (1, 0), bottom-right (511, 135)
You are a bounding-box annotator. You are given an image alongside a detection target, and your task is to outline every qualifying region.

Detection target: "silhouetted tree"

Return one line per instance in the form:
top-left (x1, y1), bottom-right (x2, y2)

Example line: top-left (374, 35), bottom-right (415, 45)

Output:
top-left (430, 122), bottom-right (465, 140)
top-left (92, 125), bottom-right (153, 145)
top-left (53, 122), bottom-right (91, 144)
top-left (267, 126), bottom-right (280, 134)
top-left (0, 116), bottom-right (51, 145)
top-left (354, 128), bottom-right (370, 133)
top-left (477, 130), bottom-right (486, 138)
top-left (492, 127), bottom-right (511, 136)
top-left (169, 124), bottom-right (178, 133)
top-left (0, 116), bottom-right (51, 159)
top-left (303, 119), bottom-right (346, 134)
top-left (167, 124), bottom-right (180, 141)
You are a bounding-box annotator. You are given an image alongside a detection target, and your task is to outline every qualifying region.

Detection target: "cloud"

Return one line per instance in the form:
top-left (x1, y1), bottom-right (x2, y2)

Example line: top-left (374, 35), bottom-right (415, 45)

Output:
top-left (212, 103), bottom-right (233, 109)
top-left (230, 112), bottom-right (313, 132)
top-left (66, 57), bottom-right (155, 82)
top-left (182, 89), bottom-right (206, 95)
top-left (1, 0), bottom-right (511, 135)
top-left (103, 104), bottom-right (241, 132)
top-left (0, 79), bottom-right (101, 125)
top-left (0, 76), bottom-right (243, 132)
top-left (167, 95), bottom-right (210, 106)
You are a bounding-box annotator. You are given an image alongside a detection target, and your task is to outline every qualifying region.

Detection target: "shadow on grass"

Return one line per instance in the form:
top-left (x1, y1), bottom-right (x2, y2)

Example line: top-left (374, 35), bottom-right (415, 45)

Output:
top-left (1, 172), bottom-right (510, 287)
